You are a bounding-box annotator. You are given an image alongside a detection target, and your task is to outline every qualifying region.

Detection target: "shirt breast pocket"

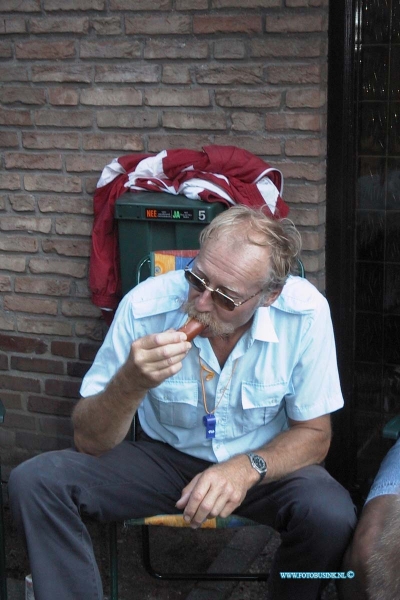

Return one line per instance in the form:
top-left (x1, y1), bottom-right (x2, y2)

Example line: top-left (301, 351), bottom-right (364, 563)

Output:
top-left (148, 381), bottom-right (199, 429)
top-left (240, 381), bottom-right (287, 434)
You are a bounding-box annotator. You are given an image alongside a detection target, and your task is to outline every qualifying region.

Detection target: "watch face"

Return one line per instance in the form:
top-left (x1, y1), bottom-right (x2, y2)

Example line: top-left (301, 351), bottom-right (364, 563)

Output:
top-left (253, 455), bottom-right (266, 472)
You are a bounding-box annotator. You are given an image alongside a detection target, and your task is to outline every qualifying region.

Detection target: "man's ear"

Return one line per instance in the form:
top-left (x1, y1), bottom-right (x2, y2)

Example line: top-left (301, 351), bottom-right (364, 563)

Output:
top-left (261, 288), bottom-right (282, 307)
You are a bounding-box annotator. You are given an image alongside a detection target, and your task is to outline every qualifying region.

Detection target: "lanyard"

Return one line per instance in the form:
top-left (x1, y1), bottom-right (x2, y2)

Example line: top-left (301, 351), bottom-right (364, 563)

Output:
top-left (199, 354), bottom-right (238, 439)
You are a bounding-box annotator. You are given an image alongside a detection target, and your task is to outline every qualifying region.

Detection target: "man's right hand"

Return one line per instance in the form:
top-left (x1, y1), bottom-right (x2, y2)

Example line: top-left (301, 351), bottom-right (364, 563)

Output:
top-left (122, 330), bottom-right (192, 394)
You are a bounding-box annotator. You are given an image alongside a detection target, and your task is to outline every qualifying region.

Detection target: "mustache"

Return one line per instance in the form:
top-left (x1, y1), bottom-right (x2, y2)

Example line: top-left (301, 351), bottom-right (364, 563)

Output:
top-left (181, 301), bottom-right (235, 337)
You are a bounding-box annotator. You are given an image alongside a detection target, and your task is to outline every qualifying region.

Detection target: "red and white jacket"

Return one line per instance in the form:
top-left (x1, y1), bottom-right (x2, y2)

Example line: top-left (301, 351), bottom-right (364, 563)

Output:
top-left (90, 145), bottom-right (289, 320)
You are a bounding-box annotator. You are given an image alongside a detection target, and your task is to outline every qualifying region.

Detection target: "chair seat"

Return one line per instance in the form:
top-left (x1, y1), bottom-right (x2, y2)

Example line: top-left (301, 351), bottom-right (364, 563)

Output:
top-left (125, 513), bottom-right (258, 529)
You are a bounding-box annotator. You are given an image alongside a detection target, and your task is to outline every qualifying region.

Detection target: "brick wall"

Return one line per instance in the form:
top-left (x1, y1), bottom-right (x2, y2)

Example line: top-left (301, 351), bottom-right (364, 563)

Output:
top-left (0, 0), bottom-right (329, 475)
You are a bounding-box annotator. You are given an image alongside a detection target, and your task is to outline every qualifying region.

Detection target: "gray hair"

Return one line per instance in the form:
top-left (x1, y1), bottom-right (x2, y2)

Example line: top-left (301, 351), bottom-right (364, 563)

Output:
top-left (199, 205), bottom-right (302, 294)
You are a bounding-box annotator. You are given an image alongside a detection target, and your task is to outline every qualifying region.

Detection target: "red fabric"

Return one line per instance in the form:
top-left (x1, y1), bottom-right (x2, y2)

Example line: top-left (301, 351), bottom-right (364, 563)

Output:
top-left (90, 146), bottom-right (289, 317)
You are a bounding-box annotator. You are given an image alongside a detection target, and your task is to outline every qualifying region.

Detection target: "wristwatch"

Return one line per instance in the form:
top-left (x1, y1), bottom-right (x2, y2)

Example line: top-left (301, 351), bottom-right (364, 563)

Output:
top-left (246, 452), bottom-right (267, 483)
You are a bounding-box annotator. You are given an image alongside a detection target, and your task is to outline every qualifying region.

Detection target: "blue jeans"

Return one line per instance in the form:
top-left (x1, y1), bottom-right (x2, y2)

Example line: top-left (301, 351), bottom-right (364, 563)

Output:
top-left (8, 437), bottom-right (356, 600)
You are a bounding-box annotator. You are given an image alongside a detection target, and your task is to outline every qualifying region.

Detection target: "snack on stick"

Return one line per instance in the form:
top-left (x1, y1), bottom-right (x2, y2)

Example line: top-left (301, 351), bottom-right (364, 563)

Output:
top-left (178, 318), bottom-right (206, 341)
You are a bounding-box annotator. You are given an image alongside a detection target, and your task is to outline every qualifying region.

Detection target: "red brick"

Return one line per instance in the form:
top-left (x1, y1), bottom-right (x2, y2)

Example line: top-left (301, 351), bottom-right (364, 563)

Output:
top-left (2, 413), bottom-right (36, 431)
top-left (213, 0), bottom-right (279, 5)
top-left (24, 175), bottom-right (82, 193)
top-left (1, 0), bottom-right (40, 11)
top-left (4, 17), bottom-right (27, 33)
top-left (97, 111), bottom-right (158, 129)
top-left (145, 89), bottom-right (209, 107)
top-left (95, 65), bottom-right (159, 83)
top-left (216, 89), bottom-right (281, 108)
top-left (65, 154), bottom-right (116, 173)
top-left (38, 196), bottom-right (92, 215)
top-left (55, 216), bottom-right (93, 236)
top-left (231, 112), bottom-right (265, 131)
top-left (32, 65), bottom-right (92, 83)
top-left (30, 17), bottom-right (89, 33)
top-left (28, 395), bottom-right (74, 417)
top-left (17, 317), bottom-right (73, 337)
top-left (266, 14), bottom-right (325, 32)
top-left (9, 193), bottom-right (37, 213)
top-left (162, 65), bottom-right (191, 85)
top-left (265, 113), bottom-right (321, 131)
top-left (80, 40), bottom-right (141, 59)
top-left (0, 216), bottom-right (51, 233)
top-left (0, 87), bottom-right (45, 105)
top-left (195, 65), bottom-right (263, 84)
top-left (75, 321), bottom-right (105, 341)
top-left (0, 353), bottom-right (8, 370)
top-left (0, 374), bottom-right (40, 393)
top-left (61, 300), bottom-right (101, 318)
top-left (214, 40), bottom-right (246, 59)
top-left (110, 0), bottom-right (170, 7)
top-left (0, 108), bottom-right (32, 126)
top-left (286, 88), bottom-right (326, 108)
top-left (44, 0), bottom-right (105, 10)
top-left (284, 183), bottom-right (325, 204)
top-left (91, 17), bottom-right (122, 35)
top-left (29, 257), bottom-right (87, 278)
top-left (81, 88), bottom-right (142, 106)
top-left (35, 110), bottom-right (92, 128)
top-left (15, 431), bottom-right (71, 452)
top-left (0, 391), bottom-right (23, 411)
top-left (251, 38), bottom-right (322, 58)
top-left (4, 296), bottom-right (58, 315)
top-left (0, 42), bottom-right (12, 58)
top-left (0, 333), bottom-right (47, 354)
top-left (15, 276), bottom-right (71, 296)
top-left (16, 40), bottom-right (75, 60)
top-left (22, 132), bottom-right (80, 150)
top-left (176, 0), bottom-right (207, 7)
top-left (5, 153), bottom-right (62, 170)
top-left (162, 112), bottom-right (226, 130)
top-left (11, 356), bottom-right (64, 374)
top-left (125, 15), bottom-right (191, 35)
top-left (214, 135), bottom-right (281, 156)
top-left (0, 313), bottom-right (15, 332)
top-left (48, 88), bottom-right (79, 106)
top-left (83, 133), bottom-right (144, 151)
top-left (39, 416), bottom-right (73, 436)
top-left (193, 15), bottom-right (262, 34)
top-left (51, 341), bottom-right (76, 358)
top-left (144, 39), bottom-right (208, 60)
top-left (0, 66), bottom-right (29, 82)
top-left (285, 137), bottom-right (325, 156)
top-left (277, 160), bottom-right (326, 182)
top-left (148, 134), bottom-right (213, 153)
top-left (79, 342), bottom-right (101, 361)
top-left (67, 361), bottom-right (91, 378)
top-left (268, 64), bottom-right (322, 84)
top-left (0, 276), bottom-right (12, 292)
top-left (0, 255), bottom-right (26, 272)
top-left (0, 174), bottom-right (20, 190)
top-left (45, 378), bottom-right (81, 399)
top-left (0, 132), bottom-right (19, 147)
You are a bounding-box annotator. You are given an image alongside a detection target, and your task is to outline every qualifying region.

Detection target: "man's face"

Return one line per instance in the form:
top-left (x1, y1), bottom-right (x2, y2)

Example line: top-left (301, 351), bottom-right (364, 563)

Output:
top-left (183, 236), bottom-right (279, 339)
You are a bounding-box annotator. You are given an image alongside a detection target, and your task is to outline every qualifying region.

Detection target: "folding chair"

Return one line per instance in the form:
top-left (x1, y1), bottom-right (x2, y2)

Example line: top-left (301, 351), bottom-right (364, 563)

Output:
top-left (107, 251), bottom-right (306, 599)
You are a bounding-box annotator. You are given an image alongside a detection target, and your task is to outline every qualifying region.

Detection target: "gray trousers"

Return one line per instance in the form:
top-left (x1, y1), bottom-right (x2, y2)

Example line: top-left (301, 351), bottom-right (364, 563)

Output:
top-left (8, 435), bottom-right (356, 600)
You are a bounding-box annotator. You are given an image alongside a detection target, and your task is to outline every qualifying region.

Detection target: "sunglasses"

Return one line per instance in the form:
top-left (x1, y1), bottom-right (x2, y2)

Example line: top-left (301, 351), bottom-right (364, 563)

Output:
top-left (184, 260), bottom-right (263, 311)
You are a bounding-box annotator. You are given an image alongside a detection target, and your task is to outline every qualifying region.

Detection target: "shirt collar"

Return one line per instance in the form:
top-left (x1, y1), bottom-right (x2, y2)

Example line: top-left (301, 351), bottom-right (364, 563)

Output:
top-left (251, 306), bottom-right (279, 343)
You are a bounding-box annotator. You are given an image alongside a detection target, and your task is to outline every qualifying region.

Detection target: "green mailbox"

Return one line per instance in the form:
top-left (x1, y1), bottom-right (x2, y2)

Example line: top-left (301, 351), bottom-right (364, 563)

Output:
top-left (115, 192), bottom-right (225, 295)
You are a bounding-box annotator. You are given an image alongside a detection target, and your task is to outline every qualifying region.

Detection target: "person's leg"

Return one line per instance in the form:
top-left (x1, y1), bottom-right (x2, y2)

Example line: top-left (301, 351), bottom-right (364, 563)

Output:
top-left (339, 438), bottom-right (400, 600)
top-left (237, 464), bottom-right (357, 600)
top-left (8, 439), bottom-right (210, 600)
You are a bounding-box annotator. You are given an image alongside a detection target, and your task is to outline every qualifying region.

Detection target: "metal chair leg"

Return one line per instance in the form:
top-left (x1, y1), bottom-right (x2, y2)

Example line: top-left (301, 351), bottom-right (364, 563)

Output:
top-left (109, 522), bottom-right (118, 600)
top-left (0, 466), bottom-right (8, 600)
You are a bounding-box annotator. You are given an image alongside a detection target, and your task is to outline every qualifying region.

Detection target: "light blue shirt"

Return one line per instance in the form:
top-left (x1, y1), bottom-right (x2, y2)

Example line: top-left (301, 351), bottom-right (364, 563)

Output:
top-left (80, 270), bottom-right (344, 463)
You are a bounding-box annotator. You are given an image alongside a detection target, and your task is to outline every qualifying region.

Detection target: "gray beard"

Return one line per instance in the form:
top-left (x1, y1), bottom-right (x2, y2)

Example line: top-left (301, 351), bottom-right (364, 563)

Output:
top-left (181, 300), bottom-right (235, 338)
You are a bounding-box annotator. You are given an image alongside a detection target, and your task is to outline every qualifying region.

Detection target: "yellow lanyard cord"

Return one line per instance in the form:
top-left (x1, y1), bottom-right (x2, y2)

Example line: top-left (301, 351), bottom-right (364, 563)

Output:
top-left (199, 354), bottom-right (238, 415)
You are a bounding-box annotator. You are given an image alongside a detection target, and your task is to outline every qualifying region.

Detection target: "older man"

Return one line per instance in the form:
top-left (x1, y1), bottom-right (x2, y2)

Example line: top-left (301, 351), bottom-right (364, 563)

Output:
top-left (9, 206), bottom-right (356, 600)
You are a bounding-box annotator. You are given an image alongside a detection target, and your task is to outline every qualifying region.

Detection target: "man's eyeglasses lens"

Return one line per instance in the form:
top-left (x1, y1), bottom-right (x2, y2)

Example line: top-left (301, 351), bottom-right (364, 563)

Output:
top-left (184, 269), bottom-right (236, 311)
